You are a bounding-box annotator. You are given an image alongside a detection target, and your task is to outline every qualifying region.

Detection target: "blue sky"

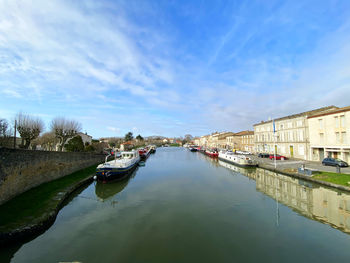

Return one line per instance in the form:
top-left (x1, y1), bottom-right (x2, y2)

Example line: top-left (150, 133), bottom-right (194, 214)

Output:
top-left (1, 0), bottom-right (350, 138)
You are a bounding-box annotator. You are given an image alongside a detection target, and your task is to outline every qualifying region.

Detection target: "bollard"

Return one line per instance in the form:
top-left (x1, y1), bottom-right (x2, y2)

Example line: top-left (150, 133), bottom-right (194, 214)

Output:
top-left (336, 166), bottom-right (341, 174)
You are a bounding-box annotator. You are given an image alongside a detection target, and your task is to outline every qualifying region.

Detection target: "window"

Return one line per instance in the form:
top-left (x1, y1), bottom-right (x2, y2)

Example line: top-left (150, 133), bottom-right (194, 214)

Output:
top-left (299, 145), bottom-right (304, 155)
top-left (320, 133), bottom-right (324, 144)
top-left (280, 124), bottom-right (284, 130)
top-left (342, 132), bottom-right (347, 144)
top-left (340, 116), bottom-right (345, 128)
top-left (335, 116), bottom-right (339, 128)
top-left (288, 122), bottom-right (292, 128)
top-left (281, 145), bottom-right (285, 153)
top-left (336, 132), bottom-right (340, 143)
top-left (297, 120), bottom-right (303, 127)
top-left (319, 119), bottom-right (324, 129)
top-left (299, 130), bottom-right (304, 141)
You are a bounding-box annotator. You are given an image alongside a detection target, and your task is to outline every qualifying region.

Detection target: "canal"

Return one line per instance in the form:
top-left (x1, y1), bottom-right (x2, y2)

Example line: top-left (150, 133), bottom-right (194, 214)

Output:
top-left (2, 147), bottom-right (350, 262)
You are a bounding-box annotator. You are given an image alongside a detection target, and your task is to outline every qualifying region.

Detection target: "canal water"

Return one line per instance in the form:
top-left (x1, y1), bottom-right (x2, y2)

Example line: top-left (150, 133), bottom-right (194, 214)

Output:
top-left (2, 147), bottom-right (350, 262)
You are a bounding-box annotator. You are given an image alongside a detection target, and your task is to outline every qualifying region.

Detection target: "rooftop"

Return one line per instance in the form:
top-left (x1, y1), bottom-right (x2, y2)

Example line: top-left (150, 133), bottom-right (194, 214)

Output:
top-left (253, 106), bottom-right (337, 126)
top-left (308, 105), bottom-right (350, 119)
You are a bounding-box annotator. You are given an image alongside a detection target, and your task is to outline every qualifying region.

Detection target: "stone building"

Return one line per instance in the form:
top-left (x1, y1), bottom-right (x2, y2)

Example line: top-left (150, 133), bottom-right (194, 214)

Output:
top-left (226, 134), bottom-right (241, 150)
top-left (236, 130), bottom-right (255, 153)
top-left (253, 106), bottom-right (337, 160)
top-left (308, 106), bottom-right (350, 162)
top-left (208, 132), bottom-right (235, 149)
top-left (120, 141), bottom-right (134, 151)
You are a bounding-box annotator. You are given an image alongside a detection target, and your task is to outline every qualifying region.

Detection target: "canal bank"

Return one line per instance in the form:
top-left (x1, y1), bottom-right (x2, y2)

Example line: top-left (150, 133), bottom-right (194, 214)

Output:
top-left (256, 160), bottom-right (350, 193)
top-left (2, 148), bottom-right (350, 247)
top-left (2, 147), bottom-right (350, 263)
top-left (199, 149), bottom-right (350, 192)
top-left (0, 147), bottom-right (106, 205)
top-left (0, 165), bottom-right (96, 246)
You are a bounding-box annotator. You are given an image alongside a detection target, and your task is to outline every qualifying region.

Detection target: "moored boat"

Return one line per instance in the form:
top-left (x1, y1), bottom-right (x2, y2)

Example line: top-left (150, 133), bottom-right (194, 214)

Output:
top-left (218, 150), bottom-right (257, 167)
top-left (205, 149), bottom-right (219, 158)
top-left (96, 150), bottom-right (140, 182)
top-left (138, 147), bottom-right (152, 160)
top-left (149, 145), bottom-right (157, 153)
top-left (189, 146), bottom-right (198, 152)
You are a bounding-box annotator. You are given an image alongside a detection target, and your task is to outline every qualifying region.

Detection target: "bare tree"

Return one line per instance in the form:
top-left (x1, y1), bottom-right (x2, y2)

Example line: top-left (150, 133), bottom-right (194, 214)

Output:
top-left (51, 117), bottom-right (82, 151)
top-left (0, 118), bottom-right (12, 147)
top-left (33, 131), bottom-right (57, 151)
top-left (15, 113), bottom-right (45, 149)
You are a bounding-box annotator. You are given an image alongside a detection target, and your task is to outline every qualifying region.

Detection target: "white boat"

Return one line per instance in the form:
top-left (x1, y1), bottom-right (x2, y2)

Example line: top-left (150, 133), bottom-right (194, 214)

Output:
top-left (96, 150), bottom-right (140, 182)
top-left (218, 150), bottom-right (257, 167)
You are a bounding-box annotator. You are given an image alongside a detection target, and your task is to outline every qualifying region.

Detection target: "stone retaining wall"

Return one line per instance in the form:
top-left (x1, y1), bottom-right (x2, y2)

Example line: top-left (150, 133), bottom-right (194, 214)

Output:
top-left (0, 147), bottom-right (105, 205)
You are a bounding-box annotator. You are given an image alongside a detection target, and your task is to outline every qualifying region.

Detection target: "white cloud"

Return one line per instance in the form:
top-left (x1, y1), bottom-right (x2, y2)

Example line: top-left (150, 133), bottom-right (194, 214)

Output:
top-left (107, 126), bottom-right (121, 134)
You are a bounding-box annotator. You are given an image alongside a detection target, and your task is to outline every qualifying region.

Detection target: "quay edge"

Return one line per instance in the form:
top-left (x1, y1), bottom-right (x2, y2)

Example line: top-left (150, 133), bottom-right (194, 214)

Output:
top-left (257, 163), bottom-right (350, 193)
top-left (0, 176), bottom-right (93, 247)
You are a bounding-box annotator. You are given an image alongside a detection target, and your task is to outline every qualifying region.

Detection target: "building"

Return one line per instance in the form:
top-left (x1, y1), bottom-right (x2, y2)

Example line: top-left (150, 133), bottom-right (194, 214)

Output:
top-left (308, 106), bottom-right (350, 162)
top-left (226, 134), bottom-right (241, 150)
top-left (120, 141), bottom-right (134, 151)
top-left (77, 132), bottom-right (92, 146)
top-left (254, 106), bottom-right (337, 160)
top-left (236, 130), bottom-right (255, 153)
top-left (211, 132), bottom-right (235, 149)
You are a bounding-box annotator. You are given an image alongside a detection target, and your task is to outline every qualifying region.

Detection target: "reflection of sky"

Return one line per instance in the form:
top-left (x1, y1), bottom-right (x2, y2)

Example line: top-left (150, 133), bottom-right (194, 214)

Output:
top-left (10, 148), bottom-right (350, 262)
top-left (1, 1), bottom-right (350, 137)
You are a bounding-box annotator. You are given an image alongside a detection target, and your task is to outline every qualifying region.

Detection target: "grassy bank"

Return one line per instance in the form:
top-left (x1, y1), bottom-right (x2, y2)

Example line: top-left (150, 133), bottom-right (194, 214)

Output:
top-left (313, 171), bottom-right (350, 187)
top-left (0, 165), bottom-right (97, 232)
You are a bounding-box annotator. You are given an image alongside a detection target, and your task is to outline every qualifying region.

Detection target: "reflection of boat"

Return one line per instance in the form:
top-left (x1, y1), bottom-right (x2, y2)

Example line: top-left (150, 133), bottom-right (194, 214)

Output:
top-left (218, 160), bottom-right (256, 179)
top-left (218, 150), bottom-right (257, 167)
top-left (96, 150), bottom-right (140, 182)
top-left (95, 177), bottom-right (131, 201)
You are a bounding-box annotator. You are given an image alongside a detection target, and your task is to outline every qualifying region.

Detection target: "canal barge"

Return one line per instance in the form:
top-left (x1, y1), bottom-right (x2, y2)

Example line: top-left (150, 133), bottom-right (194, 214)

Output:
top-left (149, 145), bottom-right (157, 153)
top-left (205, 149), bottom-right (219, 158)
top-left (96, 150), bottom-right (140, 182)
top-left (138, 147), bottom-right (152, 160)
top-left (218, 150), bottom-right (257, 167)
top-left (189, 146), bottom-right (198, 152)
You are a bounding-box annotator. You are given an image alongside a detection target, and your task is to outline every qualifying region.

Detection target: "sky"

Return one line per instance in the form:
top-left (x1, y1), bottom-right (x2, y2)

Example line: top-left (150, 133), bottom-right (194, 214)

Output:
top-left (1, 0), bottom-right (350, 138)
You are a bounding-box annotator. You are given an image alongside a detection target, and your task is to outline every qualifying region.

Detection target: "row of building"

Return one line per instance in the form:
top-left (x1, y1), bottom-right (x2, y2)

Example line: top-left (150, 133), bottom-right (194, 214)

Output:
top-left (193, 105), bottom-right (350, 163)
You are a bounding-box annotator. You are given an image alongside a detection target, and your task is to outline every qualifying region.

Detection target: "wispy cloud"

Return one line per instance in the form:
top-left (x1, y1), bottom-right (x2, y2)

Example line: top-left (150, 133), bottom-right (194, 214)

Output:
top-left (1, 0), bottom-right (350, 137)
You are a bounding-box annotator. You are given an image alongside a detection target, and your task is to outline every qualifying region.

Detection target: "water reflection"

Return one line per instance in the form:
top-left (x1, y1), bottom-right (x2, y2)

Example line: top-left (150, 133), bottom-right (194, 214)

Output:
top-left (95, 177), bottom-right (131, 201)
top-left (218, 160), bottom-right (256, 179)
top-left (218, 160), bottom-right (350, 234)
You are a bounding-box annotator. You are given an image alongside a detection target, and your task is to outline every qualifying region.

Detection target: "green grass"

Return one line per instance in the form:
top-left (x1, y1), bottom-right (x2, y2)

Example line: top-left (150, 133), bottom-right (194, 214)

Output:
top-left (169, 143), bottom-right (180, 147)
top-left (313, 171), bottom-right (350, 187)
top-left (0, 165), bottom-right (97, 232)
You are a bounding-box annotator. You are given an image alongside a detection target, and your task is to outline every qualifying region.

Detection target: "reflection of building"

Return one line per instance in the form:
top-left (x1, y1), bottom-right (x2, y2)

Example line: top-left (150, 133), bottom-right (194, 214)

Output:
top-left (255, 169), bottom-right (350, 234)
top-left (255, 169), bottom-right (314, 217)
top-left (308, 106), bottom-right (350, 162)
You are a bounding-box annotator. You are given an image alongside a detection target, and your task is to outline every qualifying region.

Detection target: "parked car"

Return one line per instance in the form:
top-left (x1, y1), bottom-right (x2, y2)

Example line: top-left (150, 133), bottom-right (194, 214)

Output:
top-left (269, 154), bottom-right (287, 160)
top-left (322, 158), bottom-right (349, 167)
top-left (258, 153), bottom-right (270, 158)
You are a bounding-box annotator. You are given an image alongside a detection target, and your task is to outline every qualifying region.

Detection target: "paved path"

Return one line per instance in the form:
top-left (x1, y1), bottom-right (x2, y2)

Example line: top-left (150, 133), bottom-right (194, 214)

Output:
top-left (251, 155), bottom-right (350, 174)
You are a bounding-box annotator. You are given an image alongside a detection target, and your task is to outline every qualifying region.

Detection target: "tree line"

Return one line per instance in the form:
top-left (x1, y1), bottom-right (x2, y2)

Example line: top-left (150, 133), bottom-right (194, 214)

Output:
top-left (0, 112), bottom-right (84, 152)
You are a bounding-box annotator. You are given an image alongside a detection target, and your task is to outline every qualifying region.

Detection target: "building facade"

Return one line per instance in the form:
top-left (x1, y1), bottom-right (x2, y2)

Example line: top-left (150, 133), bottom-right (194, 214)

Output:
top-left (237, 130), bottom-right (255, 153)
top-left (308, 106), bottom-right (350, 162)
top-left (254, 106), bottom-right (337, 160)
